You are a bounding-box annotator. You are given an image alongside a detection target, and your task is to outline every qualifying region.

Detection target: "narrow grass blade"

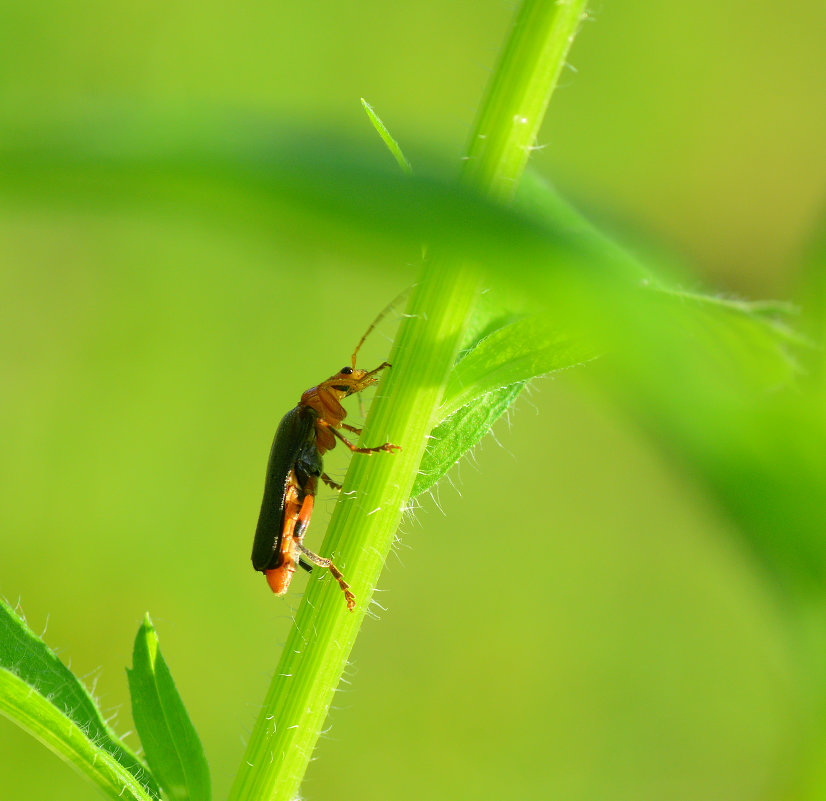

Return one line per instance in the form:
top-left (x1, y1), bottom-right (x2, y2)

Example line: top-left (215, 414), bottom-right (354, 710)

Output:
top-left (127, 615), bottom-right (211, 801)
top-left (361, 98), bottom-right (412, 175)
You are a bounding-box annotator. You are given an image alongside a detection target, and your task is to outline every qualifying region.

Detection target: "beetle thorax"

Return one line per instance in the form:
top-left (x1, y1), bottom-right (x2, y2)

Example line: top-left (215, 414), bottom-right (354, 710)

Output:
top-left (300, 367), bottom-right (376, 426)
top-left (301, 385), bottom-right (347, 427)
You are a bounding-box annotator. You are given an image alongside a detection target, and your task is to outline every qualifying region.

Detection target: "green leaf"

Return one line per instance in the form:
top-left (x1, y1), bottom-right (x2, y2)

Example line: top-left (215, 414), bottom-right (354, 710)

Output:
top-left (361, 98), bottom-right (412, 175)
top-left (0, 598), bottom-right (159, 801)
top-left (409, 313), bottom-right (598, 498)
top-left (127, 614), bottom-right (211, 801)
top-left (509, 170), bottom-right (826, 595)
top-left (602, 285), bottom-right (826, 591)
top-left (440, 315), bottom-right (597, 421)
top-left (413, 382), bottom-right (524, 498)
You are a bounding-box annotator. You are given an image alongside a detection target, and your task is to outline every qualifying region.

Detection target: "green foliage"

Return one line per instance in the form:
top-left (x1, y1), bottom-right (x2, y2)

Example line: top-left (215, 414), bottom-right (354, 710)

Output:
top-left (361, 98), bottom-right (412, 175)
top-left (127, 615), bottom-right (211, 801)
top-left (413, 314), bottom-right (597, 498)
top-left (0, 599), bottom-right (211, 801)
top-left (0, 111), bottom-right (821, 799)
top-left (1, 0), bottom-right (824, 799)
top-left (0, 598), bottom-right (159, 801)
top-left (415, 381), bottom-right (524, 498)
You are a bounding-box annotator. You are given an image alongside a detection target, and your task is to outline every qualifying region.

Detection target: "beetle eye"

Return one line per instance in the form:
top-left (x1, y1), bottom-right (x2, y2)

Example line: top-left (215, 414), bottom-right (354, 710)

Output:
top-left (341, 366), bottom-right (353, 375)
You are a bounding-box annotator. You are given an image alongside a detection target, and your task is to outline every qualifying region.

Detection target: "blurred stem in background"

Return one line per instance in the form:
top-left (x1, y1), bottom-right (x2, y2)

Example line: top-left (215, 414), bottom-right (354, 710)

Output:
top-left (226, 2), bottom-right (588, 800)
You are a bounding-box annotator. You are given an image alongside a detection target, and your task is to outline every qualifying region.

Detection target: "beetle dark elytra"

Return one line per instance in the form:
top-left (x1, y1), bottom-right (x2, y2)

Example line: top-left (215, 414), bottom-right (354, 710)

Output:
top-left (251, 332), bottom-right (401, 611)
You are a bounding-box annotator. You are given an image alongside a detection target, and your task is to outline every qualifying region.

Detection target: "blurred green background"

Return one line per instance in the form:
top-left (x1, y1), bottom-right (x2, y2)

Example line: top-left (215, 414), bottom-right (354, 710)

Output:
top-left (1, 1), bottom-right (824, 800)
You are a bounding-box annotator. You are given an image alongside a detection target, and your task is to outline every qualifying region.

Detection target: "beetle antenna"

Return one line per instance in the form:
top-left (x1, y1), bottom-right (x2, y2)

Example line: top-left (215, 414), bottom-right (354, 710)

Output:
top-left (351, 285), bottom-right (414, 368)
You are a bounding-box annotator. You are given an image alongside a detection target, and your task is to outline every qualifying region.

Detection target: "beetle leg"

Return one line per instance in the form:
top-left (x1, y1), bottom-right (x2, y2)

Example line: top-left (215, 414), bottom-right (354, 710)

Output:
top-left (355, 362), bottom-right (391, 416)
top-left (292, 491), bottom-right (315, 540)
top-left (340, 423), bottom-right (363, 434)
top-left (361, 361), bottom-right (391, 380)
top-left (320, 420), bottom-right (401, 455)
top-left (298, 544), bottom-right (356, 611)
top-left (320, 472), bottom-right (342, 491)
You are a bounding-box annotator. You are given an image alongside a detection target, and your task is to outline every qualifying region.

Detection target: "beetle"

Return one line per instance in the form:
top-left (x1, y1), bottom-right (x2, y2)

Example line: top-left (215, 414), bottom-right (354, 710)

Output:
top-left (251, 338), bottom-right (401, 611)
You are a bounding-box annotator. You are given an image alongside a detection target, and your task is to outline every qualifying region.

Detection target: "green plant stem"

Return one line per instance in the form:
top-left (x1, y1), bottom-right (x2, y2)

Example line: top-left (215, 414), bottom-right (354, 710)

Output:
top-left (462, 0), bottom-right (587, 202)
top-left (227, 3), bottom-right (587, 800)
